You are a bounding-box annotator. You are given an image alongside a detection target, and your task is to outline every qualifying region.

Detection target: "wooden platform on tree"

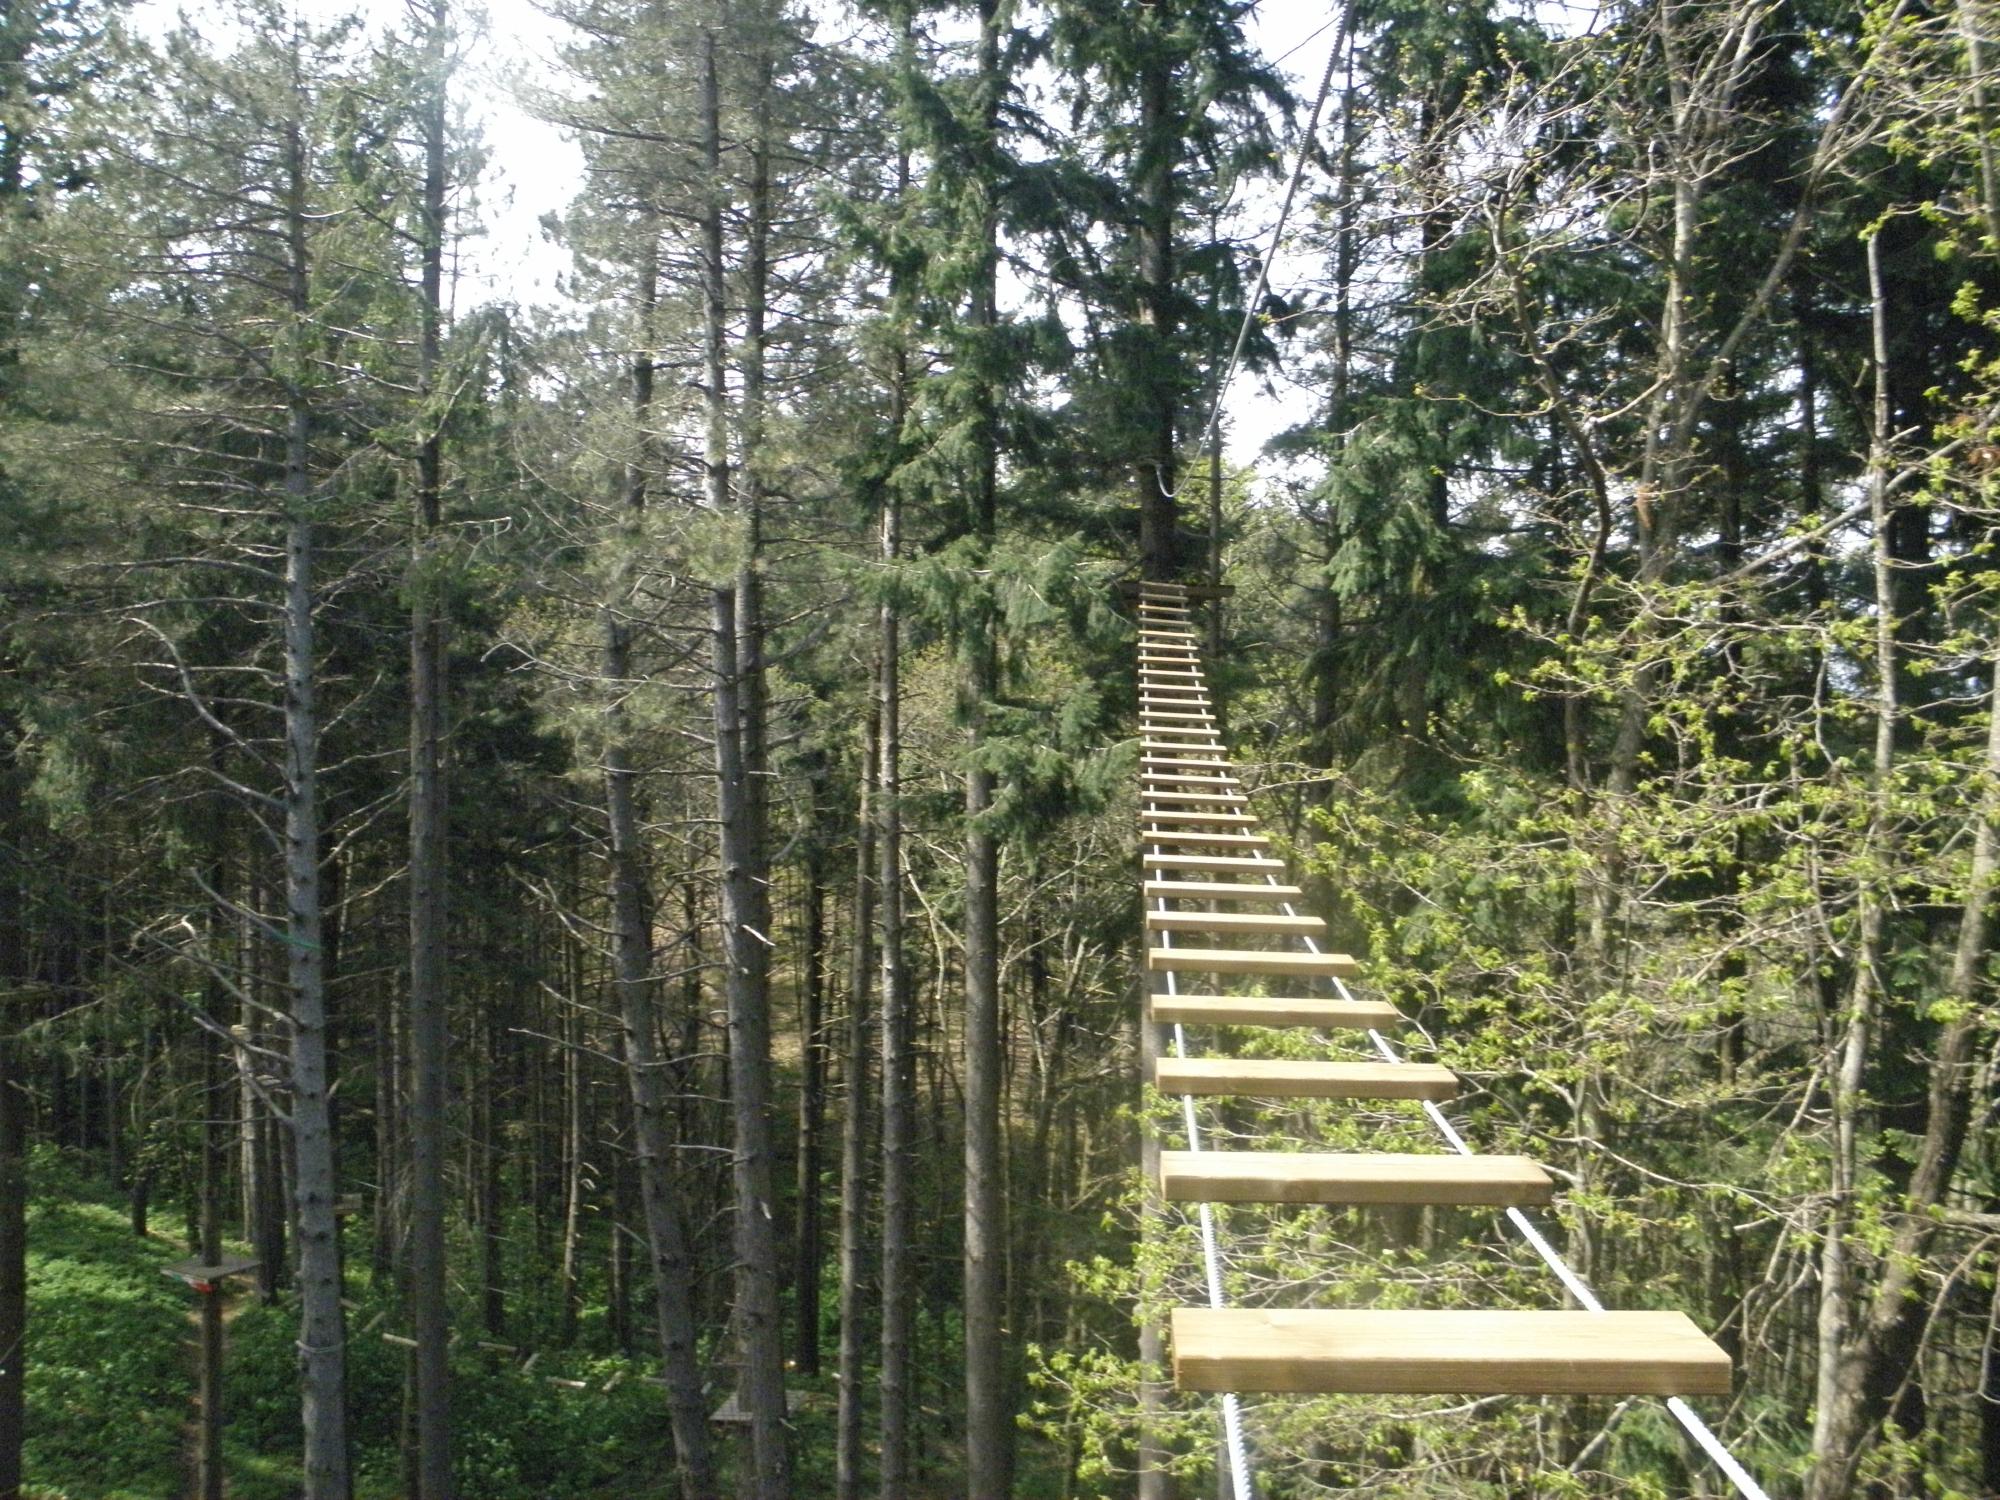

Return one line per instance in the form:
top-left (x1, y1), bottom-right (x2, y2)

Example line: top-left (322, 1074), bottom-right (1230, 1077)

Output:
top-left (1159, 1151), bottom-right (1552, 1206)
top-left (1154, 1057), bottom-right (1456, 1100)
top-left (1150, 994), bottom-right (1399, 1029)
top-left (1147, 946), bottom-right (1355, 977)
top-left (1169, 1308), bottom-right (1731, 1396)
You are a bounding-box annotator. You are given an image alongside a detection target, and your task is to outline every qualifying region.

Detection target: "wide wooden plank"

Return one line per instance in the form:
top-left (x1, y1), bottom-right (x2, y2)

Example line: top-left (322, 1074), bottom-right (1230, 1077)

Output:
top-left (1142, 710), bottom-right (1216, 723)
top-left (1149, 994), bottom-right (1398, 1028)
top-left (1159, 1151), bottom-right (1552, 1206)
top-left (1141, 792), bottom-right (1248, 806)
top-left (1142, 853), bottom-right (1287, 871)
top-left (1144, 879), bottom-right (1297, 899)
top-left (1141, 832), bottom-right (1270, 849)
top-left (1147, 946), bottom-right (1356, 977)
top-left (1153, 1057), bottom-right (1454, 1100)
top-left (1141, 810), bottom-right (1257, 827)
top-left (1170, 1309), bottom-right (1731, 1397)
top-left (1145, 910), bottom-right (1325, 936)
top-left (1142, 775), bottom-right (1242, 789)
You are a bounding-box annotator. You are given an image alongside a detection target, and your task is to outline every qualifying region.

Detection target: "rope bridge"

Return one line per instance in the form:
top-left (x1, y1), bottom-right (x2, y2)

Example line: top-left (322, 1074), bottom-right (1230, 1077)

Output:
top-left (1133, 580), bottom-right (1765, 1500)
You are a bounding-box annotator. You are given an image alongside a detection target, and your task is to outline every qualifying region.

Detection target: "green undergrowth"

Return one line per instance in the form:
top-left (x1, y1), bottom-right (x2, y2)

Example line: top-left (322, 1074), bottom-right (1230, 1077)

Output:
top-left (19, 1149), bottom-right (188, 1500)
top-left (20, 1158), bottom-right (1079, 1498)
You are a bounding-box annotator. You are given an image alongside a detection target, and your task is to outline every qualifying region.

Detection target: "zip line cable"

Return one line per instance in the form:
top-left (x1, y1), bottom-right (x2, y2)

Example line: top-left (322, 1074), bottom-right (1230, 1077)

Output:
top-left (1161, 2), bottom-right (1352, 501)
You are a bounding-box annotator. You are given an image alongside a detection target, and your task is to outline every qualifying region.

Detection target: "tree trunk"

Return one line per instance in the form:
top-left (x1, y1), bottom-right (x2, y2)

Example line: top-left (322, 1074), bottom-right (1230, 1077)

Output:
top-left (1136, 989), bottom-right (1171, 1500)
top-left (279, 99), bottom-right (352, 1500)
top-left (836, 705), bottom-right (876, 1500)
top-left (1806, 230), bottom-right (1901, 1500)
top-left (964, 4), bottom-right (1011, 1490)
top-left (406, 5), bottom-right (454, 1488)
top-left (794, 844), bottom-right (828, 1376)
top-left (878, 467), bottom-right (914, 1500)
top-left (1134, 7), bottom-right (1177, 579)
top-left (601, 224), bottom-right (716, 1499)
top-left (0, 1001), bottom-right (23, 1500)
top-left (707, 17), bottom-right (791, 1495)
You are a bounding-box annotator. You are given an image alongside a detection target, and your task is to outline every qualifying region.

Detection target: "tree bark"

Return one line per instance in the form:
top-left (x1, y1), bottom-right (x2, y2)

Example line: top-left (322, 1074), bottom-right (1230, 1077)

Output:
top-left (279, 94), bottom-right (352, 1500)
top-left (0, 994), bottom-right (23, 1500)
top-left (707, 18), bottom-right (791, 1493)
top-left (406, 3), bottom-right (454, 1488)
top-left (601, 226), bottom-right (716, 1499)
top-left (836, 704), bottom-right (876, 1500)
top-left (794, 843), bottom-right (828, 1376)
top-left (964, 3), bottom-right (1011, 1490)
top-left (878, 458), bottom-right (914, 1500)
top-left (1134, 3), bottom-right (1178, 580)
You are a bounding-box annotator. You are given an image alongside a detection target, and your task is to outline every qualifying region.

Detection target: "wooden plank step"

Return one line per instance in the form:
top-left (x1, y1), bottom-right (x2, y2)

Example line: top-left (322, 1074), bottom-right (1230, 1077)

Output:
top-left (1159, 1151), bottom-right (1552, 1206)
top-left (1144, 879), bottom-right (1296, 900)
top-left (1141, 810), bottom-right (1257, 827)
top-left (1140, 791), bottom-right (1247, 805)
top-left (1142, 774), bottom-right (1241, 788)
top-left (1142, 853), bottom-right (1287, 871)
top-left (1170, 1309), bottom-right (1731, 1397)
top-left (1143, 710), bottom-right (1216, 723)
top-left (1141, 755), bottom-right (1228, 766)
top-left (1145, 910), bottom-right (1325, 936)
top-left (1147, 946), bottom-right (1356, 977)
top-left (1141, 832), bottom-right (1269, 849)
top-left (1150, 994), bottom-right (1398, 1028)
top-left (1153, 1057), bottom-right (1454, 1100)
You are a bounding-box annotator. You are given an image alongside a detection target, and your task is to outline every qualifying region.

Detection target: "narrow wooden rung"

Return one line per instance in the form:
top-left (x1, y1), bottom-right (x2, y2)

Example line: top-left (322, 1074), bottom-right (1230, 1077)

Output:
top-left (1145, 911), bottom-right (1325, 936)
top-left (1153, 1057), bottom-right (1454, 1100)
top-left (1150, 994), bottom-right (1397, 1028)
top-left (1170, 1309), bottom-right (1731, 1396)
top-left (1143, 853), bottom-right (1285, 871)
top-left (1141, 791), bottom-right (1246, 806)
top-left (1159, 1151), bottom-right (1552, 1206)
top-left (1144, 879), bottom-right (1294, 899)
top-left (1141, 810), bottom-right (1257, 826)
top-left (1141, 832), bottom-right (1269, 849)
top-left (1142, 711), bottom-right (1215, 722)
top-left (1148, 946), bottom-right (1355, 976)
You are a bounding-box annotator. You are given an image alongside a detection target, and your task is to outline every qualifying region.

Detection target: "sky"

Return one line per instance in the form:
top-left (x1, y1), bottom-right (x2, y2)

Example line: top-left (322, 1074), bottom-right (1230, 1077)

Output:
top-left (136, 0), bottom-right (1346, 461)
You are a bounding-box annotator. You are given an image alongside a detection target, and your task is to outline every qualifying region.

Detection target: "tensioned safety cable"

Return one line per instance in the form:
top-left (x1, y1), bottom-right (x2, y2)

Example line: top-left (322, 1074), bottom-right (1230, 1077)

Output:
top-left (1248, 872), bottom-right (1776, 1500)
top-left (1163, 1), bottom-right (1354, 501)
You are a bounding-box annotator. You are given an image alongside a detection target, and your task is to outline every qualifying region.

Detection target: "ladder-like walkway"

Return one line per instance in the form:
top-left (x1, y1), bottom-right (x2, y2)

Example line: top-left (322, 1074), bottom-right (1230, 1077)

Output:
top-left (1135, 581), bottom-right (1736, 1473)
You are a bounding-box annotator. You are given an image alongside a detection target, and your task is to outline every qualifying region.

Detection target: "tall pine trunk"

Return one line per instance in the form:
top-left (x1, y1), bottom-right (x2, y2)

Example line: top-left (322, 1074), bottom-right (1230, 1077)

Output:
top-left (794, 844), bottom-right (827, 1376)
top-left (405, 3), bottom-right (454, 1489)
top-left (836, 704), bottom-right (876, 1500)
top-left (279, 99), bottom-right (352, 1500)
top-left (963, 3), bottom-right (1011, 1490)
top-left (601, 232), bottom-right (716, 1500)
top-left (877, 452), bottom-right (914, 1500)
top-left (707, 19), bottom-right (791, 1493)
